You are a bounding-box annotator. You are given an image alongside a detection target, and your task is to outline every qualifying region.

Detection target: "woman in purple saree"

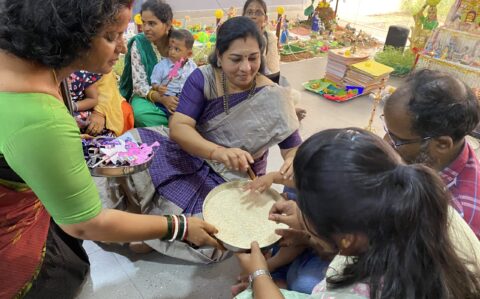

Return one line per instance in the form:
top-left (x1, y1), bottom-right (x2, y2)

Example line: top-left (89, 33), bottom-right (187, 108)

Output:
top-left (98, 17), bottom-right (300, 263)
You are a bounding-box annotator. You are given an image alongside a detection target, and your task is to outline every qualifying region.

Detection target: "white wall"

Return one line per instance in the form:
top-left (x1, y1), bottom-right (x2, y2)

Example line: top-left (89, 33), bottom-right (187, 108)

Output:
top-left (335, 0), bottom-right (402, 18)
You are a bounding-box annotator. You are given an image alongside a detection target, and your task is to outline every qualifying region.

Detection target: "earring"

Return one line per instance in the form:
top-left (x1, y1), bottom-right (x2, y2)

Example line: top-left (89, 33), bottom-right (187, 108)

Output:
top-left (338, 237), bottom-right (352, 255)
top-left (217, 60), bottom-right (221, 67)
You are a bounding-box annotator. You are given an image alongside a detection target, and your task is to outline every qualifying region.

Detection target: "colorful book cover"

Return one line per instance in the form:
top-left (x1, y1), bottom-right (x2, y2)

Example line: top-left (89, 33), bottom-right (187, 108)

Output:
top-left (350, 60), bottom-right (394, 78)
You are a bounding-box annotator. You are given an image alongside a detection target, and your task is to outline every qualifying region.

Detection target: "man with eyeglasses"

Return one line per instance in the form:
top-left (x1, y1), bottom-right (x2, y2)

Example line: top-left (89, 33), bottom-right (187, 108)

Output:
top-left (382, 69), bottom-right (480, 239)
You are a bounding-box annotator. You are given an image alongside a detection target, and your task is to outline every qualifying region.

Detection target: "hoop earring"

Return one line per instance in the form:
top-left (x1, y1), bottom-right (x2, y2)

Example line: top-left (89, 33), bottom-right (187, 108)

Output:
top-left (217, 60), bottom-right (221, 68)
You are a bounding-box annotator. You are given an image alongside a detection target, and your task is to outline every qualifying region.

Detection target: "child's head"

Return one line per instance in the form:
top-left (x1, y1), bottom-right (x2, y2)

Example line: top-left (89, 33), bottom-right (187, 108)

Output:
top-left (293, 128), bottom-right (480, 298)
top-left (168, 29), bottom-right (194, 63)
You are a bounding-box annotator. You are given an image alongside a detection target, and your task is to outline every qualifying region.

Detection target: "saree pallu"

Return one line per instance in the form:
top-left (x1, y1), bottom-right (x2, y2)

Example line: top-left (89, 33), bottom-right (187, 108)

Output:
top-left (0, 181), bottom-right (50, 298)
top-left (0, 180), bottom-right (90, 298)
top-left (96, 65), bottom-right (299, 263)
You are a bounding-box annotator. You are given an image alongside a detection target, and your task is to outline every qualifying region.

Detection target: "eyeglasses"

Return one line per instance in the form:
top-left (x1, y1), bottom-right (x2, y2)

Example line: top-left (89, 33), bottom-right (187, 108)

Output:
top-left (246, 10), bottom-right (265, 17)
top-left (380, 114), bottom-right (433, 148)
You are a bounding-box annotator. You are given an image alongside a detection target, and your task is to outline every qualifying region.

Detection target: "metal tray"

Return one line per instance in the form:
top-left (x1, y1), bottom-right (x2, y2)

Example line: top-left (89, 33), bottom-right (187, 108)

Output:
top-left (203, 180), bottom-right (287, 252)
top-left (89, 157), bottom-right (153, 177)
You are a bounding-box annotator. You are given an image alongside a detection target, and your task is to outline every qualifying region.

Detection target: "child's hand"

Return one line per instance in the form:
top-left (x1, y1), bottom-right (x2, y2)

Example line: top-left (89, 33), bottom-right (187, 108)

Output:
top-left (152, 84), bottom-right (166, 95)
top-left (275, 228), bottom-right (311, 247)
top-left (85, 112), bottom-right (106, 136)
top-left (279, 156), bottom-right (294, 180)
top-left (236, 241), bottom-right (269, 274)
top-left (161, 96), bottom-right (179, 114)
top-left (246, 173), bottom-right (275, 193)
top-left (155, 84), bottom-right (168, 95)
top-left (269, 198), bottom-right (302, 229)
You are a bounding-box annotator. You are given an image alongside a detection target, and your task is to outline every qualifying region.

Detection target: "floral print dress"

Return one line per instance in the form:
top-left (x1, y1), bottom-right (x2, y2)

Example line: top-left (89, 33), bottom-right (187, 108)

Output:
top-left (68, 71), bottom-right (102, 130)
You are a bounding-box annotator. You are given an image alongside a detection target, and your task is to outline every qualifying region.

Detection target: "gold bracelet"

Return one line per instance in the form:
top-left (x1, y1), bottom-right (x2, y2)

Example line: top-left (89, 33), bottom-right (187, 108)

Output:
top-left (147, 90), bottom-right (155, 102)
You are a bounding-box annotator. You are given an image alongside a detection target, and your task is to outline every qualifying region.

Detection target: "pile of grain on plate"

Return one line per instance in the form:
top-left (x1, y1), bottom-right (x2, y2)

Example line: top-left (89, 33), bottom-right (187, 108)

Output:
top-left (203, 187), bottom-right (288, 249)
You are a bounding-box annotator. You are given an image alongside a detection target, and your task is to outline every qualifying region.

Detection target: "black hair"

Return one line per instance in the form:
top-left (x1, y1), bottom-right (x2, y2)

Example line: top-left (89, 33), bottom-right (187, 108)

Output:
top-left (141, 0), bottom-right (173, 25)
top-left (294, 128), bottom-right (480, 299)
top-left (386, 69), bottom-right (480, 142)
top-left (170, 29), bottom-right (195, 50)
top-left (242, 0), bottom-right (268, 15)
top-left (0, 0), bottom-right (133, 69)
top-left (208, 16), bottom-right (265, 73)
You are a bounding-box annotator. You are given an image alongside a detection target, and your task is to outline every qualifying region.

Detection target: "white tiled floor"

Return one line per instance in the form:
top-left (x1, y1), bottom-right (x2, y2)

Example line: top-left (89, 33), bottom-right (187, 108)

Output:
top-left (77, 57), bottom-right (405, 299)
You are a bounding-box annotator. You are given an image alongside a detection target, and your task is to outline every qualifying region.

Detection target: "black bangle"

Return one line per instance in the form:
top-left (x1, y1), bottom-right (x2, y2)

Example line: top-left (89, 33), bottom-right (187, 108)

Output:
top-left (162, 215), bottom-right (173, 240)
top-left (176, 215), bottom-right (185, 241)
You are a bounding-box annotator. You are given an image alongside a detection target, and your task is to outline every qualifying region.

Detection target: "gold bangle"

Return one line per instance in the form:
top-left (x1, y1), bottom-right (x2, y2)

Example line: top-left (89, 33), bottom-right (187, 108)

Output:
top-left (147, 90), bottom-right (155, 102)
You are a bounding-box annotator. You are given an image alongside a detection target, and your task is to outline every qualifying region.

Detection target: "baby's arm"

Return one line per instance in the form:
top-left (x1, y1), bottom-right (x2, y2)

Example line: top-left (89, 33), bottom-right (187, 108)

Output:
top-left (151, 61), bottom-right (168, 95)
top-left (75, 84), bottom-right (99, 112)
top-left (267, 246), bottom-right (305, 272)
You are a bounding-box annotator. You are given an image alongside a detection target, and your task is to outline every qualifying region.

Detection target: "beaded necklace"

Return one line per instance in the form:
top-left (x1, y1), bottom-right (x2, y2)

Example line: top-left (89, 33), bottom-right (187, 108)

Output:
top-left (221, 72), bottom-right (257, 114)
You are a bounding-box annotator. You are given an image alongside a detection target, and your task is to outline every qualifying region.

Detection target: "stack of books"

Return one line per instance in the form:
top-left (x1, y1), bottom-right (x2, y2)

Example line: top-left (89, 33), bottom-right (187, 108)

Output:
top-left (344, 60), bottom-right (394, 93)
top-left (325, 48), bottom-right (369, 85)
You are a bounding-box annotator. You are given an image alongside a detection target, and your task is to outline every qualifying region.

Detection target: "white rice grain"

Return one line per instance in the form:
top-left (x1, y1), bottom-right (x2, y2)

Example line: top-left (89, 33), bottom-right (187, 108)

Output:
top-left (203, 188), bottom-right (288, 249)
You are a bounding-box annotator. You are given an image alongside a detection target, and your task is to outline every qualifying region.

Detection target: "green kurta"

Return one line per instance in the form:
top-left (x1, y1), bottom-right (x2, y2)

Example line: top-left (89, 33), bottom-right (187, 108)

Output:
top-left (120, 33), bottom-right (168, 127)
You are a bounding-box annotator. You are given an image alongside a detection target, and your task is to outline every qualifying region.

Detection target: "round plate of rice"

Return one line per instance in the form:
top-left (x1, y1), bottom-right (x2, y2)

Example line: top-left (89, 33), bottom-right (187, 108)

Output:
top-left (203, 180), bottom-right (288, 251)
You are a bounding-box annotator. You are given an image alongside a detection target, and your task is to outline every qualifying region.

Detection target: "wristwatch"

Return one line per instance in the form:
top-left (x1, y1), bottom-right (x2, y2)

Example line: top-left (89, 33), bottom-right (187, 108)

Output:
top-left (248, 269), bottom-right (271, 288)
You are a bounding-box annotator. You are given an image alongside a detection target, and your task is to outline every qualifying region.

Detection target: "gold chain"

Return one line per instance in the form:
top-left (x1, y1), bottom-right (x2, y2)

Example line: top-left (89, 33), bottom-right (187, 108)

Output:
top-left (52, 69), bottom-right (59, 87)
top-left (51, 69), bottom-right (64, 100)
top-left (222, 72), bottom-right (257, 115)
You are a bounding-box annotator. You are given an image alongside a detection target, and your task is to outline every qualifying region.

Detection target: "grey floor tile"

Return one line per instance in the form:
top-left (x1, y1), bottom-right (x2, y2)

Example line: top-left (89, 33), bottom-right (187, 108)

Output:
top-left (83, 240), bottom-right (103, 255)
top-left (132, 256), bottom-right (239, 299)
top-left (77, 249), bottom-right (144, 299)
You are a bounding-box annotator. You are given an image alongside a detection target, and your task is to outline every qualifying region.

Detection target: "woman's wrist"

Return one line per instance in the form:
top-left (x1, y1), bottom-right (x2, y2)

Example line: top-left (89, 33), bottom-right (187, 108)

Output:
top-left (249, 269), bottom-right (272, 287)
top-left (147, 89), bottom-right (160, 103)
top-left (208, 145), bottom-right (224, 161)
top-left (161, 214), bottom-right (189, 242)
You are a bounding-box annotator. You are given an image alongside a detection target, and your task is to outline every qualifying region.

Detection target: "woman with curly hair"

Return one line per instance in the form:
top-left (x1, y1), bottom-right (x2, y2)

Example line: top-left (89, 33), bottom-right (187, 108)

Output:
top-left (0, 1), bottom-right (221, 298)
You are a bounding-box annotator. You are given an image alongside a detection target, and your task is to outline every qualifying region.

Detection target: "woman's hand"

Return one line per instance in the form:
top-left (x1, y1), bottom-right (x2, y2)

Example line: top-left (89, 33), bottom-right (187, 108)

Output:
top-left (80, 133), bottom-right (94, 140)
top-left (236, 241), bottom-right (269, 274)
top-left (212, 147), bottom-right (254, 172)
top-left (185, 217), bottom-right (224, 249)
top-left (86, 111), bottom-right (106, 136)
top-left (269, 198), bottom-right (302, 230)
top-left (159, 95), bottom-right (179, 114)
